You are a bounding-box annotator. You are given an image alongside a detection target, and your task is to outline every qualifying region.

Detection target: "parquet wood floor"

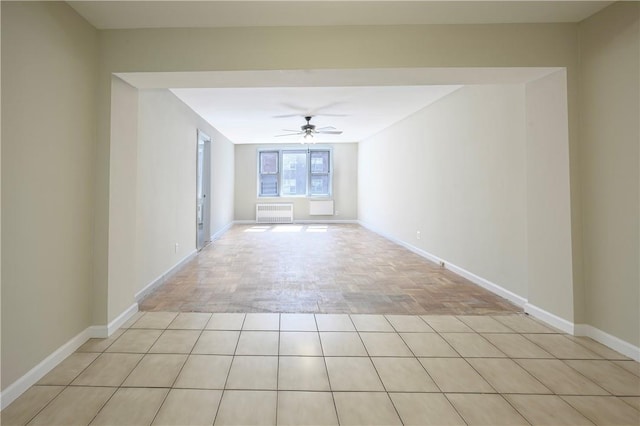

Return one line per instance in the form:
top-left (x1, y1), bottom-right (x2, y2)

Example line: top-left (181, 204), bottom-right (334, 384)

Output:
top-left (139, 224), bottom-right (521, 315)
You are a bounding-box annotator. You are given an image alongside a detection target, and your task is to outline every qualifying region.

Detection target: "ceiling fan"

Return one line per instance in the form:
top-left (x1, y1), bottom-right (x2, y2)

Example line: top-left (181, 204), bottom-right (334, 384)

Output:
top-left (276, 116), bottom-right (343, 141)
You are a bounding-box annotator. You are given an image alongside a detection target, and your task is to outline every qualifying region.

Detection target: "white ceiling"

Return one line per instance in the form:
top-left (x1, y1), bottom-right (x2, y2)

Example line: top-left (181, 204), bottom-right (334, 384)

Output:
top-left (171, 85), bottom-right (462, 143)
top-left (68, 1), bottom-right (612, 29)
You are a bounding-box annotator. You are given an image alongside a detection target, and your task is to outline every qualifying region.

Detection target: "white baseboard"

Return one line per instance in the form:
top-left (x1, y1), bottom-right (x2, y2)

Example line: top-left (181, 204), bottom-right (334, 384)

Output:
top-left (0, 325), bottom-right (103, 410)
top-left (575, 324), bottom-right (640, 362)
top-left (210, 221), bottom-right (233, 242)
top-left (134, 249), bottom-right (198, 301)
top-left (0, 301), bottom-right (143, 409)
top-left (445, 260), bottom-right (527, 308)
top-left (294, 219), bottom-right (359, 224)
top-left (358, 220), bottom-right (527, 307)
top-left (233, 219), bottom-right (358, 225)
top-left (107, 302), bottom-right (139, 336)
top-left (358, 220), bottom-right (640, 361)
top-left (524, 303), bottom-right (574, 334)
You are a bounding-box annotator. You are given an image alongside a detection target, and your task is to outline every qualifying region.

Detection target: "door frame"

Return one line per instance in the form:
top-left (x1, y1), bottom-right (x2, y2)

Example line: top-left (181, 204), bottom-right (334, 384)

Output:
top-left (196, 129), bottom-right (212, 250)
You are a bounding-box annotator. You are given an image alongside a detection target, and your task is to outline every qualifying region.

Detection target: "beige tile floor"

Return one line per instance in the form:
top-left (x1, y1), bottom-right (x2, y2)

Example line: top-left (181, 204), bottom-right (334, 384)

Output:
top-left (2, 312), bottom-right (639, 426)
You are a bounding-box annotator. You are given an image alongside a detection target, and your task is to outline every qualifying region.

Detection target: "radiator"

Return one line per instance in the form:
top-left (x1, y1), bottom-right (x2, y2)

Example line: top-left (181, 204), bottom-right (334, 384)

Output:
top-left (256, 203), bottom-right (294, 224)
top-left (309, 200), bottom-right (334, 215)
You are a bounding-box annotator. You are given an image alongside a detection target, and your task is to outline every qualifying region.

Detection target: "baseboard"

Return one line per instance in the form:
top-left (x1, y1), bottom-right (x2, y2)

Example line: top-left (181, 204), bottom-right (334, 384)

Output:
top-left (358, 220), bottom-right (640, 361)
top-left (445, 260), bottom-right (527, 308)
top-left (210, 221), bottom-right (233, 242)
top-left (134, 249), bottom-right (198, 301)
top-left (0, 325), bottom-right (103, 410)
top-left (233, 219), bottom-right (358, 225)
top-left (524, 303), bottom-right (574, 334)
top-left (294, 219), bottom-right (359, 224)
top-left (358, 220), bottom-right (527, 307)
top-left (107, 302), bottom-right (139, 336)
top-left (575, 324), bottom-right (640, 362)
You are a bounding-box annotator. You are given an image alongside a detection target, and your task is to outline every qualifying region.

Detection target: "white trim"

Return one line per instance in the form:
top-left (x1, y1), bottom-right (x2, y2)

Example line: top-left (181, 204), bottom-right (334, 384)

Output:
top-left (107, 303), bottom-right (139, 336)
top-left (444, 260), bottom-right (527, 307)
top-left (359, 220), bottom-right (527, 307)
top-left (134, 249), bottom-right (198, 301)
top-left (524, 303), bottom-right (574, 334)
top-left (233, 219), bottom-right (359, 225)
top-left (575, 324), bottom-right (640, 362)
top-left (295, 219), bottom-right (359, 224)
top-left (210, 221), bottom-right (233, 242)
top-left (0, 326), bottom-right (102, 410)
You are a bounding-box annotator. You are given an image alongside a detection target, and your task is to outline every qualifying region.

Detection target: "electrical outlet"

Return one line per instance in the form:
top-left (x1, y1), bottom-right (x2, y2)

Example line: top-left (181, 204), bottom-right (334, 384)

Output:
top-left (416, 231), bottom-right (421, 240)
top-left (439, 261), bottom-right (445, 267)
top-left (335, 210), bottom-right (340, 216)
top-left (174, 243), bottom-right (179, 253)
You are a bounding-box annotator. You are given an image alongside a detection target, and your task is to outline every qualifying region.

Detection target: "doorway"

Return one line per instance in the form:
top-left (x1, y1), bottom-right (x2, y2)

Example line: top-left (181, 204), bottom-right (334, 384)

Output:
top-left (196, 130), bottom-right (211, 250)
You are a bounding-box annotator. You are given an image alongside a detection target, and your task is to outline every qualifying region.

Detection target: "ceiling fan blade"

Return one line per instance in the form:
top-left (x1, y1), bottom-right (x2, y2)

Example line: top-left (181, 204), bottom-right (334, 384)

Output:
top-left (275, 133), bottom-right (303, 137)
top-left (315, 126), bottom-right (336, 131)
top-left (272, 114), bottom-right (302, 119)
top-left (281, 129), bottom-right (302, 132)
top-left (316, 130), bottom-right (343, 135)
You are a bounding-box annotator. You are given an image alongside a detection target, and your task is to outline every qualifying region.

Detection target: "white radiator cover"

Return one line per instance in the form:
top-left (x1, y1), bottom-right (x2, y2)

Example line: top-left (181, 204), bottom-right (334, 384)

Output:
top-left (309, 200), bottom-right (334, 215)
top-left (256, 203), bottom-right (294, 224)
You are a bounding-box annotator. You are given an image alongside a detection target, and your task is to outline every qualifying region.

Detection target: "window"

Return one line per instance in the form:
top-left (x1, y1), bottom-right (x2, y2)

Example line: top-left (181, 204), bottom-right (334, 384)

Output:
top-left (310, 150), bottom-right (330, 196)
top-left (259, 151), bottom-right (278, 197)
top-left (258, 148), bottom-right (332, 197)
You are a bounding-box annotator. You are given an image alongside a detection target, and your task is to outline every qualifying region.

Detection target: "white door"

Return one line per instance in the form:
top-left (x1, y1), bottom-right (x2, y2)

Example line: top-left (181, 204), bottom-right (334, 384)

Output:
top-left (196, 130), bottom-right (211, 250)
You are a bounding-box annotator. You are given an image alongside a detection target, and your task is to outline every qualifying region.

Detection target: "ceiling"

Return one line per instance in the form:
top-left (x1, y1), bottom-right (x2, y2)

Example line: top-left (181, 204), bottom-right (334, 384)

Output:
top-left (68, 1), bottom-right (612, 29)
top-left (171, 85), bottom-right (462, 143)
top-left (117, 67), bottom-right (560, 144)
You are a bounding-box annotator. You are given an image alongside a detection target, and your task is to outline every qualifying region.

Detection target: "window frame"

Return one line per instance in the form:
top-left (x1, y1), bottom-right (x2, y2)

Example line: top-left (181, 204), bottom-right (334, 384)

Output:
top-left (257, 147), bottom-right (333, 198)
top-left (258, 150), bottom-right (280, 197)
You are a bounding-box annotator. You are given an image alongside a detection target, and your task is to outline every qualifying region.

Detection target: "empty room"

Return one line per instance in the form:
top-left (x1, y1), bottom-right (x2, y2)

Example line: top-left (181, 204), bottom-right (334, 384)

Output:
top-left (1, 1), bottom-right (639, 425)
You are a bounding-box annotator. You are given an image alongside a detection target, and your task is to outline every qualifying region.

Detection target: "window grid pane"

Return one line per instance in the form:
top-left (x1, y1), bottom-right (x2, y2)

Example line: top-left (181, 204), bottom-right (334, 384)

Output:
top-left (258, 149), bottom-right (331, 197)
top-left (282, 151), bottom-right (307, 196)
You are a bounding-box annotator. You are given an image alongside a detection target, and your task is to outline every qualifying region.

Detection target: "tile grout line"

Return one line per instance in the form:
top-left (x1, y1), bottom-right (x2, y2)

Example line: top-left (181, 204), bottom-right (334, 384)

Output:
top-left (389, 315), bottom-right (472, 426)
top-left (314, 314), bottom-right (341, 426)
top-left (275, 314), bottom-right (281, 426)
top-left (349, 314), bottom-right (406, 426)
top-left (17, 315), bottom-right (150, 425)
top-left (211, 313), bottom-right (246, 426)
top-left (147, 314), bottom-right (211, 425)
top-left (85, 313), bottom-right (169, 426)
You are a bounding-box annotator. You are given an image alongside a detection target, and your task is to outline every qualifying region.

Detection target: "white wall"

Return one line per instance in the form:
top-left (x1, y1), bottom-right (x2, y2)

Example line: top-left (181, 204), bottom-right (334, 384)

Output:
top-left (1, 2), bottom-right (98, 389)
top-left (136, 89), bottom-right (234, 296)
top-left (108, 77), bottom-right (139, 320)
top-left (579, 2), bottom-right (639, 347)
top-left (234, 143), bottom-right (358, 221)
top-left (524, 70), bottom-right (575, 324)
top-left (359, 85), bottom-right (528, 298)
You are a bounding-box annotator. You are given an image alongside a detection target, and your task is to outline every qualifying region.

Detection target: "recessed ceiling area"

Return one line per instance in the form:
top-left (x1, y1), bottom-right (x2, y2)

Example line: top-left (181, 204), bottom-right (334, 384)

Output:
top-left (117, 67), bottom-right (561, 144)
top-left (67, 1), bottom-right (612, 29)
top-left (170, 85), bottom-right (462, 144)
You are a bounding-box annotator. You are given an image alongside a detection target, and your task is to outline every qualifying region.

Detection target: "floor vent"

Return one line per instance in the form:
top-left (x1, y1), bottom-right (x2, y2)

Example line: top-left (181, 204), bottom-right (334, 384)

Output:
top-left (256, 203), bottom-right (294, 224)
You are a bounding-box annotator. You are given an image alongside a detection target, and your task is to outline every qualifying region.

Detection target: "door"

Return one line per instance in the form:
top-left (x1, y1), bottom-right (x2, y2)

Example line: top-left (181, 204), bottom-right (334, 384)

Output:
top-left (196, 130), bottom-right (211, 250)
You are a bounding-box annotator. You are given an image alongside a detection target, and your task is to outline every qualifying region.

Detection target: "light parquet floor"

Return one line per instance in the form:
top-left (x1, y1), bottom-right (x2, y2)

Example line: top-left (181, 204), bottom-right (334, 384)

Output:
top-left (140, 224), bottom-right (521, 315)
